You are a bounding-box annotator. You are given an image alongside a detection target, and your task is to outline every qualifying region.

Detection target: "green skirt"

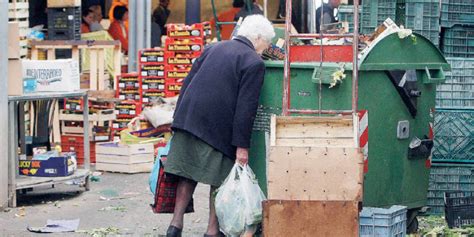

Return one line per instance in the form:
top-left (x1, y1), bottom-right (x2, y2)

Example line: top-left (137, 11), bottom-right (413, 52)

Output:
top-left (164, 130), bottom-right (234, 187)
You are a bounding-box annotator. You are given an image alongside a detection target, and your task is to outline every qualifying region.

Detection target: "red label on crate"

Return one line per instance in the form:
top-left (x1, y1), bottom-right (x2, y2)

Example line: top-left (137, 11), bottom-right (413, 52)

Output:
top-left (166, 83), bottom-right (182, 92)
top-left (139, 49), bottom-right (165, 63)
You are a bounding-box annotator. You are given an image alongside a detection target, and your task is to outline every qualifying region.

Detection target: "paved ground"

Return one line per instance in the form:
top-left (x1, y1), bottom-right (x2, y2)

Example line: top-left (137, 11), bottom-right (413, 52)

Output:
top-left (0, 171), bottom-right (210, 236)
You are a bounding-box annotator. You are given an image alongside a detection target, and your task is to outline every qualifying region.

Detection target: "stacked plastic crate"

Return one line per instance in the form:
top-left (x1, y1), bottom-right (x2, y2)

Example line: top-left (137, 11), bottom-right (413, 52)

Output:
top-left (139, 49), bottom-right (166, 106)
top-left (428, 1), bottom-right (474, 222)
top-left (46, 3), bottom-right (81, 58)
top-left (360, 0), bottom-right (397, 34)
top-left (337, 5), bottom-right (361, 33)
top-left (8, 0), bottom-right (29, 58)
top-left (402, 0), bottom-right (441, 46)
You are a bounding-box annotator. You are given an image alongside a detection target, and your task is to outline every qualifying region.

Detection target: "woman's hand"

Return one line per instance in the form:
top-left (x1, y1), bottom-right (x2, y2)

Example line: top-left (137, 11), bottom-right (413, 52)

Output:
top-left (236, 147), bottom-right (249, 166)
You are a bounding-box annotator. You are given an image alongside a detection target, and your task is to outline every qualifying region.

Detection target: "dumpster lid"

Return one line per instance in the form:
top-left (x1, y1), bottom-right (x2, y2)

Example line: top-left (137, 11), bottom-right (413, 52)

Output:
top-left (359, 31), bottom-right (450, 71)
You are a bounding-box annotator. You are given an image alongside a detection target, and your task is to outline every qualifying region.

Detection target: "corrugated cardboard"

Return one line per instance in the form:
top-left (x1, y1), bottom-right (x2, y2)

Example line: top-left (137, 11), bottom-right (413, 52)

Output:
top-left (8, 22), bottom-right (20, 59)
top-left (22, 59), bottom-right (80, 92)
top-left (8, 59), bottom-right (23, 95)
top-left (47, 0), bottom-right (81, 7)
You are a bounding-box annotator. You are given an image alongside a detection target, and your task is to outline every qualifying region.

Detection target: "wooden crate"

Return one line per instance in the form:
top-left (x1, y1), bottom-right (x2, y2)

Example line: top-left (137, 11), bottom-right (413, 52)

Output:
top-left (59, 109), bottom-right (116, 122)
top-left (263, 200), bottom-right (359, 237)
top-left (95, 162), bottom-right (154, 173)
top-left (267, 146), bottom-right (364, 201)
top-left (95, 142), bottom-right (155, 173)
top-left (270, 115), bottom-right (357, 148)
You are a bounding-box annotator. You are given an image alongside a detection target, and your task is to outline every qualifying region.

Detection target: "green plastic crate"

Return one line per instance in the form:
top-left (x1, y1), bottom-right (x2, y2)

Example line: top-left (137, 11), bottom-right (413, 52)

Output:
top-left (360, 0), bottom-right (397, 34)
top-left (337, 5), bottom-right (362, 33)
top-left (441, 26), bottom-right (474, 58)
top-left (436, 58), bottom-right (474, 109)
top-left (432, 110), bottom-right (474, 162)
top-left (441, 0), bottom-right (474, 27)
top-left (404, 0), bottom-right (440, 46)
top-left (427, 163), bottom-right (474, 215)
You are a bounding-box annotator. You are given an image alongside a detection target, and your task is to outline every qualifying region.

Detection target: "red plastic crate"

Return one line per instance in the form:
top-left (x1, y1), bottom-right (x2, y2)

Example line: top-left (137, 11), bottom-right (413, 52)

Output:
top-left (166, 64), bottom-right (192, 79)
top-left (139, 48), bottom-right (165, 63)
top-left (142, 77), bottom-right (166, 91)
top-left (140, 63), bottom-right (165, 78)
top-left (113, 117), bottom-right (134, 130)
top-left (165, 90), bottom-right (180, 98)
top-left (165, 78), bottom-right (185, 84)
top-left (117, 89), bottom-right (141, 101)
top-left (61, 135), bottom-right (96, 164)
top-left (165, 37), bottom-right (203, 52)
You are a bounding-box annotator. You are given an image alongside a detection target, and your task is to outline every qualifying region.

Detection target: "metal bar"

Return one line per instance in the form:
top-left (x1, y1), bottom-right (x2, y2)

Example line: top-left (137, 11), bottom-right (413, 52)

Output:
top-left (289, 109), bottom-right (354, 115)
top-left (282, 0), bottom-right (292, 115)
top-left (8, 101), bottom-right (18, 207)
top-left (210, 0), bottom-right (222, 41)
top-left (145, 0), bottom-right (151, 48)
top-left (0, 0), bottom-right (8, 209)
top-left (82, 94), bottom-right (90, 171)
top-left (128, 0), bottom-right (137, 72)
top-left (137, 0), bottom-right (145, 55)
top-left (264, 0), bottom-right (268, 18)
top-left (30, 40), bottom-right (120, 46)
top-left (352, 0), bottom-right (360, 113)
top-left (216, 22), bottom-right (237, 25)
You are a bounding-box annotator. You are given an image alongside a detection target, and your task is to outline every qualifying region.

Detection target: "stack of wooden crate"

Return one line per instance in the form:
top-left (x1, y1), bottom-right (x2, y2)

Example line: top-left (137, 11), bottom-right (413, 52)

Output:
top-left (264, 115), bottom-right (364, 236)
top-left (8, 0), bottom-right (29, 58)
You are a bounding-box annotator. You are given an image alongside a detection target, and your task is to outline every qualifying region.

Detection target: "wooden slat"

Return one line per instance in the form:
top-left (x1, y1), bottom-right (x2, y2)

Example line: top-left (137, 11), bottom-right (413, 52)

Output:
top-left (30, 40), bottom-right (120, 47)
top-left (90, 50), bottom-right (98, 90)
top-left (31, 48), bottom-right (39, 60)
top-left (263, 200), bottom-right (359, 237)
top-left (97, 49), bottom-right (105, 90)
top-left (51, 101), bottom-right (61, 144)
top-left (267, 146), bottom-right (364, 201)
top-left (71, 47), bottom-right (80, 61)
top-left (47, 49), bottom-right (55, 60)
top-left (274, 138), bottom-right (355, 147)
top-left (276, 122), bottom-right (353, 138)
top-left (113, 47), bottom-right (122, 90)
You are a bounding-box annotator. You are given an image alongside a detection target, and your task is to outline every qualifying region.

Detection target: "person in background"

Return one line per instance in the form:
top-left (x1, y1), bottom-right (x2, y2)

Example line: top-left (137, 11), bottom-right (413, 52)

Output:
top-left (151, 0), bottom-right (171, 47)
top-left (164, 14), bottom-right (275, 237)
top-left (234, 0), bottom-right (263, 21)
top-left (210, 0), bottom-right (244, 40)
top-left (81, 9), bottom-right (95, 33)
top-left (315, 0), bottom-right (341, 33)
top-left (109, 0), bottom-right (129, 29)
top-left (108, 6), bottom-right (129, 54)
top-left (82, 0), bottom-right (104, 32)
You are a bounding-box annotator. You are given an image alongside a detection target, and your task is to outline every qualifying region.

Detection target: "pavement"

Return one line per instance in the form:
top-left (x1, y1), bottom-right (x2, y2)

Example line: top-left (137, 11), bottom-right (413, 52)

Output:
top-left (0, 171), bottom-right (211, 237)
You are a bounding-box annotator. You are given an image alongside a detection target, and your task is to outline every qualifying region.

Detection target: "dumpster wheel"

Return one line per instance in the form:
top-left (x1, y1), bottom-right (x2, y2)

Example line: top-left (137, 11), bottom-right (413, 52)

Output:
top-left (406, 209), bottom-right (419, 234)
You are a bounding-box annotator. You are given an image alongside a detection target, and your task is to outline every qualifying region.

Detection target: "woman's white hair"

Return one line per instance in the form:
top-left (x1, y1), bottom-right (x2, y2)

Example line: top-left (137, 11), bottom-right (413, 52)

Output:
top-left (236, 15), bottom-right (275, 43)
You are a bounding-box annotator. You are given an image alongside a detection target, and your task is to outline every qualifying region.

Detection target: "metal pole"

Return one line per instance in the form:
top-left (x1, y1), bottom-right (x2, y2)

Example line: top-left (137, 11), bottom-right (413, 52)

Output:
top-left (185, 0), bottom-right (201, 25)
top-left (264, 0), bottom-right (268, 18)
top-left (128, 0), bottom-right (137, 72)
top-left (282, 0), bottom-right (292, 115)
top-left (0, 0), bottom-right (9, 210)
top-left (136, 0), bottom-right (145, 52)
top-left (352, 0), bottom-right (359, 113)
top-left (145, 0), bottom-right (151, 48)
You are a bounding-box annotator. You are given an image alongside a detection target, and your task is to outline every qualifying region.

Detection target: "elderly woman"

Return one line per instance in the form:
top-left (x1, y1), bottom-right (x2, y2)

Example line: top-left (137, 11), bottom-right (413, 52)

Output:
top-left (165, 15), bottom-right (275, 237)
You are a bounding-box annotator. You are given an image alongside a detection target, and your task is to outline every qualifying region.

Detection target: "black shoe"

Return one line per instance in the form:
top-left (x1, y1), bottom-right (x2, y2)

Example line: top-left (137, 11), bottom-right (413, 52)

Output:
top-left (203, 231), bottom-right (225, 237)
top-left (166, 225), bottom-right (182, 237)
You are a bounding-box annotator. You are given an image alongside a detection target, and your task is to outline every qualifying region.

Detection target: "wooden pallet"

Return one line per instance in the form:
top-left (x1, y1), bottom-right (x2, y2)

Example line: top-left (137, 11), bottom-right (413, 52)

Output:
top-left (59, 109), bottom-right (116, 122)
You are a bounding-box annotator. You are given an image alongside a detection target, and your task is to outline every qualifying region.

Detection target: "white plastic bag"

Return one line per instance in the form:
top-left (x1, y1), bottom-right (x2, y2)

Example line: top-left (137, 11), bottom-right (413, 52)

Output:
top-left (215, 164), bottom-right (266, 237)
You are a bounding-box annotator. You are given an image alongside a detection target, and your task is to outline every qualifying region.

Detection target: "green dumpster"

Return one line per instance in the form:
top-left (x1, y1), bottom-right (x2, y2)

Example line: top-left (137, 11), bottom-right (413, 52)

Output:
top-left (249, 32), bottom-right (450, 227)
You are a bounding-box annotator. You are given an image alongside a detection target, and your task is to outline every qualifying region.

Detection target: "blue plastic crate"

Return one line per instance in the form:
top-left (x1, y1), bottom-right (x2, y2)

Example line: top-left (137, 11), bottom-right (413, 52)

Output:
top-left (359, 205), bottom-right (407, 237)
top-left (441, 25), bottom-right (474, 58)
top-left (441, 0), bottom-right (474, 27)
top-left (426, 163), bottom-right (474, 215)
top-left (436, 58), bottom-right (474, 108)
top-left (360, 0), bottom-right (397, 34)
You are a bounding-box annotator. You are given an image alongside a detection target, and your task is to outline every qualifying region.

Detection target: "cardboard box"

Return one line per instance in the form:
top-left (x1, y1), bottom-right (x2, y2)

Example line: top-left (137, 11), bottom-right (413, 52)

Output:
top-left (22, 59), bottom-right (80, 92)
top-left (142, 90), bottom-right (166, 104)
top-left (117, 89), bottom-right (141, 101)
top-left (8, 22), bottom-right (20, 59)
top-left (47, 0), bottom-right (81, 7)
top-left (8, 59), bottom-right (23, 95)
top-left (115, 101), bottom-right (142, 117)
top-left (167, 23), bottom-right (205, 38)
top-left (142, 78), bottom-right (165, 90)
top-left (19, 153), bottom-right (76, 177)
top-left (139, 49), bottom-right (165, 63)
top-left (117, 73), bottom-right (141, 90)
top-left (140, 64), bottom-right (165, 78)
top-left (166, 83), bottom-right (182, 92)
top-left (165, 37), bottom-right (203, 52)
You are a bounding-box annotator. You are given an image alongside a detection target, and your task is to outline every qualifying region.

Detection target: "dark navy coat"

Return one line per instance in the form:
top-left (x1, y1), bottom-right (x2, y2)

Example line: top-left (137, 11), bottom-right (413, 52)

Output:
top-left (172, 36), bottom-right (266, 159)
